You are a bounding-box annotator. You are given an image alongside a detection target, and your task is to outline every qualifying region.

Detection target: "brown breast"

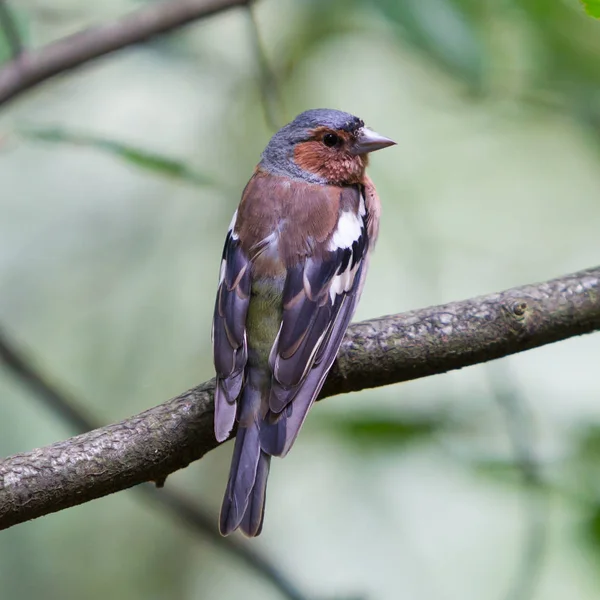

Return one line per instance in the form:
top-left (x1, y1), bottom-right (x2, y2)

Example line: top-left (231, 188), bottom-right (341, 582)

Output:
top-left (235, 169), bottom-right (343, 276)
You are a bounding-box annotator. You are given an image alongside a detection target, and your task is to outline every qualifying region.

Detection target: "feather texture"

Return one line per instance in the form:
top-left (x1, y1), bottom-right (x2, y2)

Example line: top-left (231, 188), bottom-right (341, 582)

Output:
top-left (213, 215), bottom-right (251, 442)
top-left (260, 200), bottom-right (369, 456)
top-left (213, 166), bottom-right (382, 536)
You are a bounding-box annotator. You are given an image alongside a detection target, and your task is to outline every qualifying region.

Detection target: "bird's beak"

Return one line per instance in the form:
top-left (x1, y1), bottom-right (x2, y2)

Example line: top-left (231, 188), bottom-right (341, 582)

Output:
top-left (351, 127), bottom-right (396, 155)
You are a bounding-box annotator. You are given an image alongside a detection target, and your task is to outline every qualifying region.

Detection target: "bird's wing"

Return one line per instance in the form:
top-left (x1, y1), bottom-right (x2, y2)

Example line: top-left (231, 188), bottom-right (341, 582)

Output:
top-left (212, 210), bottom-right (252, 442)
top-left (259, 184), bottom-right (371, 457)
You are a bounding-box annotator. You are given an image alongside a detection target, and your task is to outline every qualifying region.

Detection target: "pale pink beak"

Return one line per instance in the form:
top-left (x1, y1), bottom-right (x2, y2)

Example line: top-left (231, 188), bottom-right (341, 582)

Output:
top-left (351, 127), bottom-right (396, 155)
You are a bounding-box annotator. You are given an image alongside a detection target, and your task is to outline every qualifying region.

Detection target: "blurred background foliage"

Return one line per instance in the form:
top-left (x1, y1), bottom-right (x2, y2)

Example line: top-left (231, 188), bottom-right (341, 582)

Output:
top-left (0, 0), bottom-right (599, 599)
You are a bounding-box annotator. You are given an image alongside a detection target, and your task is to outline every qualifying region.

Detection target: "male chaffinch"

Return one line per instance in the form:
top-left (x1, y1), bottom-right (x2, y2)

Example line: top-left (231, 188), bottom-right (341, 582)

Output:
top-left (212, 108), bottom-right (395, 536)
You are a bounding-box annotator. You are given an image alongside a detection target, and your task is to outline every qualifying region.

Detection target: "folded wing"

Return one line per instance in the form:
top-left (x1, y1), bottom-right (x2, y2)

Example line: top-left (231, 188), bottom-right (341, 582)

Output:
top-left (260, 185), bottom-right (370, 456)
top-left (212, 212), bottom-right (251, 442)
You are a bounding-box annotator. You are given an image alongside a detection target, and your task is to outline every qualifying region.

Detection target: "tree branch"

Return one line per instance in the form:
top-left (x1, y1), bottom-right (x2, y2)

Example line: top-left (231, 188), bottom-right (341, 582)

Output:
top-left (0, 266), bottom-right (598, 530)
top-left (0, 0), bottom-right (250, 107)
top-left (0, 327), bottom-right (309, 600)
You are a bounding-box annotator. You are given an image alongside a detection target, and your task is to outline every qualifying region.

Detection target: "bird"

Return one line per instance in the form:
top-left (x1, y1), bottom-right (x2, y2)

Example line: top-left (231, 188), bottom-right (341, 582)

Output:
top-left (212, 108), bottom-right (395, 536)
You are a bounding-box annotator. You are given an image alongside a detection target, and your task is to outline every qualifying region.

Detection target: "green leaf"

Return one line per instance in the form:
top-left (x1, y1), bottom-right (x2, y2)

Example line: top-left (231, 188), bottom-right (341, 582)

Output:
top-left (17, 127), bottom-right (213, 187)
top-left (0, 7), bottom-right (28, 64)
top-left (581, 503), bottom-right (600, 558)
top-left (323, 413), bottom-right (442, 450)
top-left (581, 0), bottom-right (600, 19)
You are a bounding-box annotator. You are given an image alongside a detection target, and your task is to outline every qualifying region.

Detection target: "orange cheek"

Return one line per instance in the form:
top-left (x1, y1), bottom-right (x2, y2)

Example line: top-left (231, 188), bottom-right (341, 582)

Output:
top-left (294, 142), bottom-right (366, 184)
top-left (293, 142), bottom-right (330, 178)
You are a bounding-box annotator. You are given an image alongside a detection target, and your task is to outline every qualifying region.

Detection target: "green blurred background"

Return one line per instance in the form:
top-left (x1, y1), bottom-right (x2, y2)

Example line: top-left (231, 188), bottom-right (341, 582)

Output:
top-left (1, 0), bottom-right (600, 599)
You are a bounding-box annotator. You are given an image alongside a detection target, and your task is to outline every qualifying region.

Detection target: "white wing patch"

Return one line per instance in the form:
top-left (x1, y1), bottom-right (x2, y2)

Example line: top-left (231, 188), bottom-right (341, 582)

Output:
top-left (228, 209), bottom-right (239, 240)
top-left (218, 210), bottom-right (239, 284)
top-left (329, 260), bottom-right (361, 304)
top-left (329, 260), bottom-right (361, 303)
top-left (327, 191), bottom-right (368, 304)
top-left (328, 210), bottom-right (362, 251)
top-left (218, 259), bottom-right (227, 284)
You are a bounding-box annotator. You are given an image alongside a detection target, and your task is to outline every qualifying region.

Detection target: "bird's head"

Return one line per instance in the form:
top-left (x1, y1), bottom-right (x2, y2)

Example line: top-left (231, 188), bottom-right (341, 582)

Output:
top-left (260, 108), bottom-right (396, 185)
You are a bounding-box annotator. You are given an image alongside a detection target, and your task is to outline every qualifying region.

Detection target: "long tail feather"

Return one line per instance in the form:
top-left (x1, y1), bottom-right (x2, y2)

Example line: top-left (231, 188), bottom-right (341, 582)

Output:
top-left (219, 424), bottom-right (260, 535)
top-left (239, 451), bottom-right (271, 536)
top-left (220, 376), bottom-right (271, 537)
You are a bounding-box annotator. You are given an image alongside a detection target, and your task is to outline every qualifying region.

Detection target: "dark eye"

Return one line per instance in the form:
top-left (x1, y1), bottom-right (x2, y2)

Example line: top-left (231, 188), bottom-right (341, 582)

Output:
top-left (323, 133), bottom-right (339, 147)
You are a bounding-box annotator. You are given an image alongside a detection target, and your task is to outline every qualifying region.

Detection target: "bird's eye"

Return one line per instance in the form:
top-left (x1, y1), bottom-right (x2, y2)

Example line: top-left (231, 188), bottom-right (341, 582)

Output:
top-left (323, 133), bottom-right (339, 148)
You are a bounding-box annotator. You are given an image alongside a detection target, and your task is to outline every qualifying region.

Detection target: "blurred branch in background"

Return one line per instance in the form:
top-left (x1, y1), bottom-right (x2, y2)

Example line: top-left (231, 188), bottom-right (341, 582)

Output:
top-left (245, 4), bottom-right (283, 131)
top-left (0, 266), bottom-right (597, 530)
top-left (0, 0), bottom-right (252, 107)
top-left (486, 364), bottom-right (548, 600)
top-left (0, 327), bottom-right (310, 600)
top-left (0, 0), bottom-right (22, 58)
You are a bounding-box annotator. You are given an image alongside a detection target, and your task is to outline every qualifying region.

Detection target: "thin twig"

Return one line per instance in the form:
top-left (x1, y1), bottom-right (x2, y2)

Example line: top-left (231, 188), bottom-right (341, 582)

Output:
top-left (0, 327), bottom-right (309, 600)
top-left (0, 0), bottom-right (22, 59)
top-left (0, 0), bottom-right (251, 107)
top-left (486, 364), bottom-right (548, 600)
top-left (245, 4), bottom-right (283, 131)
top-left (0, 266), bottom-right (598, 530)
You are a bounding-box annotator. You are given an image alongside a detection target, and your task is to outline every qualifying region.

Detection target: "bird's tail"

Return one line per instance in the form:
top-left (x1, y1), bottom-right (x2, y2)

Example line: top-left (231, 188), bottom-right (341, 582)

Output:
top-left (219, 375), bottom-right (271, 537)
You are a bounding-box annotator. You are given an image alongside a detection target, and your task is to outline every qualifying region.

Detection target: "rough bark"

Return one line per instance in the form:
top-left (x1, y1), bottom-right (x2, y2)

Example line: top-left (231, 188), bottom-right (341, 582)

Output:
top-left (0, 266), bottom-right (598, 530)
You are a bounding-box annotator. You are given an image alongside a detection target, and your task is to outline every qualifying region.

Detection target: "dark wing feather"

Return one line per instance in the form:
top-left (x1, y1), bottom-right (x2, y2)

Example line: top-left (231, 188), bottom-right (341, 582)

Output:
top-left (213, 220), bottom-right (251, 442)
top-left (259, 188), bottom-right (369, 456)
top-left (269, 264), bottom-right (366, 457)
top-left (269, 255), bottom-right (342, 390)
